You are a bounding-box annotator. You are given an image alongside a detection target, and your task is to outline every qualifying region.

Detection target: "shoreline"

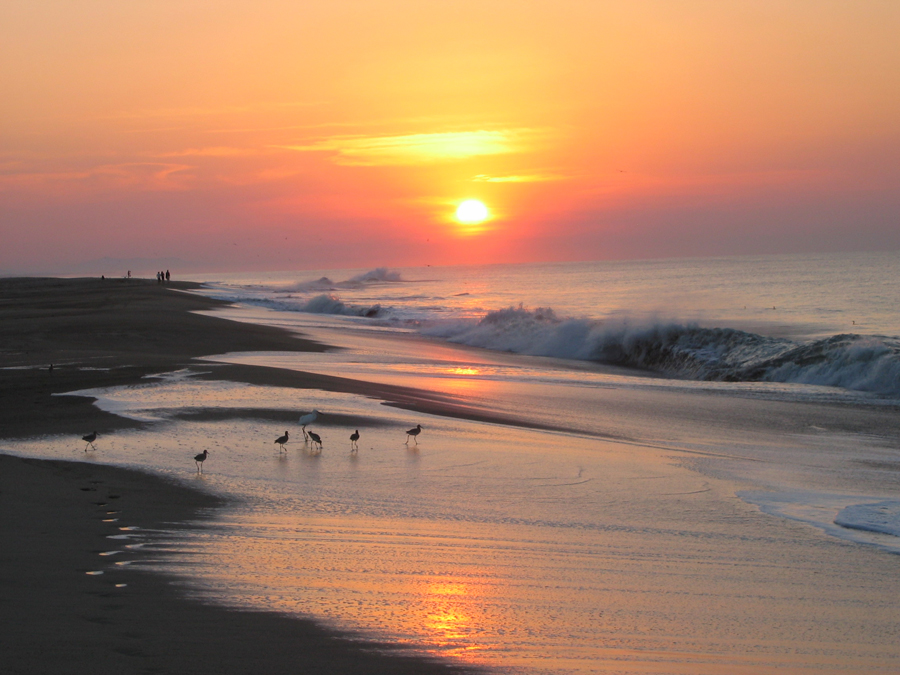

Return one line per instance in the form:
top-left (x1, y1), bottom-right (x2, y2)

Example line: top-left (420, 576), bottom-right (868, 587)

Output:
top-left (0, 454), bottom-right (480, 674)
top-left (0, 276), bottom-right (585, 439)
top-left (0, 276), bottom-right (328, 439)
top-left (4, 277), bottom-right (900, 672)
top-left (0, 277), bottom-right (484, 674)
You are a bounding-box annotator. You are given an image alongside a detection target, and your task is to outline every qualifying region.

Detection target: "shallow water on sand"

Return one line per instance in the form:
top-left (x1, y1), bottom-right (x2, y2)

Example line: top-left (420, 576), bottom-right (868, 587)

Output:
top-left (7, 313), bottom-right (900, 673)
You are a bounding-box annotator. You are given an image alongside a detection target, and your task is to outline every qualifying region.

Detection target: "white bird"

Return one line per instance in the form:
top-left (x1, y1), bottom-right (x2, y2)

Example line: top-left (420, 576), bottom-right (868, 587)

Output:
top-left (405, 424), bottom-right (422, 445)
top-left (274, 430), bottom-right (290, 452)
top-left (307, 430), bottom-right (323, 450)
top-left (298, 410), bottom-right (319, 440)
top-left (350, 429), bottom-right (360, 451)
top-left (82, 431), bottom-right (98, 452)
top-left (194, 449), bottom-right (209, 473)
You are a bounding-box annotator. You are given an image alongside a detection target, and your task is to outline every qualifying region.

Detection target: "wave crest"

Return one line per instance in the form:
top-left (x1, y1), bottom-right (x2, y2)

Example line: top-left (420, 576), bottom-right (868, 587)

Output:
top-left (284, 276), bottom-right (336, 292)
top-left (281, 268), bottom-right (403, 292)
top-left (426, 306), bottom-right (900, 396)
top-left (300, 294), bottom-right (382, 318)
top-left (346, 267), bottom-right (404, 284)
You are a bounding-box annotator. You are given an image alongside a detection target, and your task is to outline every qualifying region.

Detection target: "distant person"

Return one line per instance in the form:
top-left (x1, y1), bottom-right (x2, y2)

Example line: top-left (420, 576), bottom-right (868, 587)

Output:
top-left (127, 270), bottom-right (131, 279)
top-left (165, 269), bottom-right (170, 282)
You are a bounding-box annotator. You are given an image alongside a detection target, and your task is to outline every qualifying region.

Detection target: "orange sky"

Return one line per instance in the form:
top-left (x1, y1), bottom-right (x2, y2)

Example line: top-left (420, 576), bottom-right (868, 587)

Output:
top-left (2, 1), bottom-right (899, 274)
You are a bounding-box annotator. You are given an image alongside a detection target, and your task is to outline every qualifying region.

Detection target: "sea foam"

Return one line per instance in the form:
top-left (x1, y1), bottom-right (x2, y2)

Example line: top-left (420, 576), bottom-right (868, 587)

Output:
top-left (299, 293), bottom-right (382, 317)
top-left (201, 264), bottom-right (900, 398)
top-left (424, 306), bottom-right (900, 397)
top-left (835, 501), bottom-right (900, 538)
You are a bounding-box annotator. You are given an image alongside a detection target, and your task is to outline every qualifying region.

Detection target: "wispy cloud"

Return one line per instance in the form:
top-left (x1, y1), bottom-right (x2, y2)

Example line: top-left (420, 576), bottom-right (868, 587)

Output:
top-left (0, 162), bottom-right (194, 192)
top-left (283, 129), bottom-right (541, 166)
top-left (97, 100), bottom-right (323, 122)
top-left (471, 173), bottom-right (566, 183)
top-left (154, 146), bottom-right (261, 158)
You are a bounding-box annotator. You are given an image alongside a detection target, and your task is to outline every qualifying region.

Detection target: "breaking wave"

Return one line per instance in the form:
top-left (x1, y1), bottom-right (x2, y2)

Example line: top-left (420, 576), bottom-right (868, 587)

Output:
top-left (346, 267), bottom-right (404, 284)
top-left (204, 268), bottom-right (406, 316)
top-left (298, 294), bottom-right (383, 318)
top-left (283, 276), bottom-right (337, 293)
top-left (423, 305), bottom-right (900, 397)
top-left (203, 269), bottom-right (900, 398)
top-left (201, 290), bottom-right (383, 318)
top-left (283, 268), bottom-right (404, 293)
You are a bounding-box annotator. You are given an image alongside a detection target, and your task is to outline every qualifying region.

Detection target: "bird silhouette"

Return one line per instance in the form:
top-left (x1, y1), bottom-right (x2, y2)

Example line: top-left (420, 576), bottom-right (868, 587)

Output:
top-left (307, 430), bottom-right (323, 450)
top-left (194, 449), bottom-right (209, 473)
top-left (274, 430), bottom-right (289, 452)
top-left (298, 410), bottom-right (319, 440)
top-left (82, 431), bottom-right (98, 452)
top-left (405, 424), bottom-right (422, 445)
top-left (350, 429), bottom-right (360, 451)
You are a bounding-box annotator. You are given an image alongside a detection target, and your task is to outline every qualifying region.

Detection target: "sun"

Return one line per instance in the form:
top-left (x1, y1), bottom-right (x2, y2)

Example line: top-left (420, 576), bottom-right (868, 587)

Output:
top-left (455, 199), bottom-right (489, 224)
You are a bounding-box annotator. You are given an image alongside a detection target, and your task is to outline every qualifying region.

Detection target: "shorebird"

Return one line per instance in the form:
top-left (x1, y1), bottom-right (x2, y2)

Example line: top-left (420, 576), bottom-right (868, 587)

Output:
top-left (194, 449), bottom-right (208, 473)
top-left (350, 429), bottom-right (360, 451)
top-left (298, 410), bottom-right (319, 440)
top-left (405, 424), bottom-right (422, 445)
top-left (274, 430), bottom-right (290, 452)
top-left (307, 430), bottom-right (323, 450)
top-left (82, 431), bottom-right (98, 452)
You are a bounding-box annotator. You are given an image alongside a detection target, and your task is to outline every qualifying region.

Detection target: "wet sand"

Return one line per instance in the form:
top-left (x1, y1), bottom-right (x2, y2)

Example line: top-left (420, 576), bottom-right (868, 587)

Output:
top-left (0, 276), bottom-right (564, 439)
top-left (0, 277), bottom-right (481, 674)
top-left (4, 277), bottom-right (900, 674)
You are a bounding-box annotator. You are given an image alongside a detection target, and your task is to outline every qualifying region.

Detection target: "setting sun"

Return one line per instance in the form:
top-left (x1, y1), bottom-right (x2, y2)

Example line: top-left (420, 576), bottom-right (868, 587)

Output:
top-left (455, 200), bottom-right (490, 225)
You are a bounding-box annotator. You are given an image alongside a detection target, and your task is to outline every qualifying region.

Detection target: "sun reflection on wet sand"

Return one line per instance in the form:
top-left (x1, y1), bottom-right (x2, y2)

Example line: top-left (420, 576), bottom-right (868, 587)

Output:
top-left (13, 364), bottom-right (900, 674)
top-left (421, 581), bottom-right (481, 657)
top-left (447, 367), bottom-right (480, 376)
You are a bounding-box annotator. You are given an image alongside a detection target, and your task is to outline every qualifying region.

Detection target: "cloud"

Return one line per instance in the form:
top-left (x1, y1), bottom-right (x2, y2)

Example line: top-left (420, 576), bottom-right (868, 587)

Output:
top-left (284, 129), bottom-right (539, 166)
top-left (471, 173), bottom-right (565, 183)
top-left (154, 146), bottom-right (261, 158)
top-left (0, 162), bottom-right (194, 193)
top-left (97, 100), bottom-right (322, 122)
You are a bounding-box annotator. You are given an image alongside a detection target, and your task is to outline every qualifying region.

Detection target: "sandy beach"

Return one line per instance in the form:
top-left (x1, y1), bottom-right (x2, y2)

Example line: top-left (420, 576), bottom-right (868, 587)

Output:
top-left (4, 275), bottom-right (900, 674)
top-left (0, 277), bottom-right (481, 674)
top-left (6, 2), bottom-right (899, 670)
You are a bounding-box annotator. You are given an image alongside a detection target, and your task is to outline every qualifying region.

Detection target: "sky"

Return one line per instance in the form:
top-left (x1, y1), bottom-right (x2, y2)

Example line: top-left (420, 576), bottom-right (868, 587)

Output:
top-left (2, 0), bottom-right (899, 274)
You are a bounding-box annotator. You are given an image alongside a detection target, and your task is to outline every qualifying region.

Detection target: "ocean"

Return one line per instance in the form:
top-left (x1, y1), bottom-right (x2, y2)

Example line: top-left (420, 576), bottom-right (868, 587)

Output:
top-left (191, 251), bottom-right (900, 396)
top-left (10, 251), bottom-right (900, 673)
